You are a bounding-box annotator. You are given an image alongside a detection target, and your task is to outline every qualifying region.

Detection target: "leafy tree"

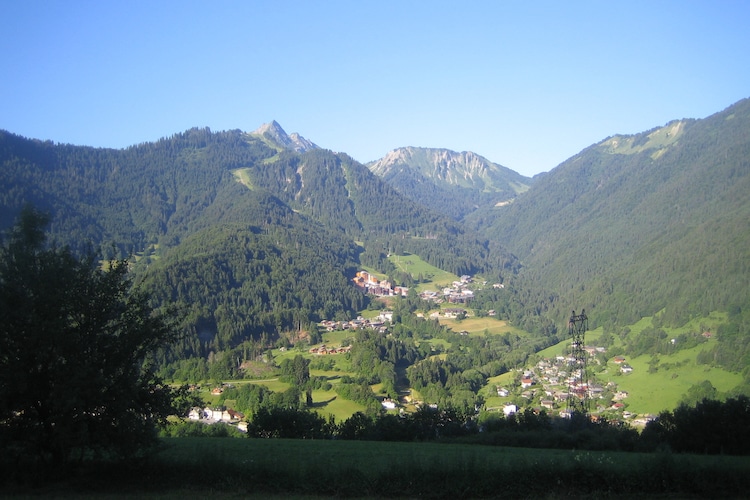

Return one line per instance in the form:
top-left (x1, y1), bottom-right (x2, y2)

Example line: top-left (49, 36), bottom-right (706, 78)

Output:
top-left (0, 208), bottom-right (181, 464)
top-left (642, 396), bottom-right (750, 455)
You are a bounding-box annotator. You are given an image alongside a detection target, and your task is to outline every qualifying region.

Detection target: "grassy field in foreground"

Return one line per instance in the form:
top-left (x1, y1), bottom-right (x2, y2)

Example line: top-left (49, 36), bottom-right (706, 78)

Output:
top-left (11, 438), bottom-right (750, 498)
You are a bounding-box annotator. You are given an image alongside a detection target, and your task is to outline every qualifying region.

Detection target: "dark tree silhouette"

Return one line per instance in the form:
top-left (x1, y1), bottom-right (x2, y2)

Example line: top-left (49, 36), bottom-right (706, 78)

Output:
top-left (0, 207), bottom-right (182, 464)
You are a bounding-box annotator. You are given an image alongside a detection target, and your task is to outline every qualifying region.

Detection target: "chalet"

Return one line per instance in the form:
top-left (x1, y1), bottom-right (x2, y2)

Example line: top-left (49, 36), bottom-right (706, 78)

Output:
top-left (381, 399), bottom-right (397, 410)
top-left (443, 308), bottom-right (466, 318)
top-left (227, 409), bottom-right (244, 420)
top-left (613, 391), bottom-right (629, 401)
top-left (613, 356), bottom-right (626, 364)
top-left (620, 364), bottom-right (633, 374)
top-left (521, 377), bottom-right (534, 389)
top-left (503, 404), bottom-right (518, 416)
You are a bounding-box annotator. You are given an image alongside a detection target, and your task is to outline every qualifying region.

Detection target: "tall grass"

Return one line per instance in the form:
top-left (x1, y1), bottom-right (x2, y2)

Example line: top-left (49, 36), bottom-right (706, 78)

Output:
top-left (6, 438), bottom-right (750, 498)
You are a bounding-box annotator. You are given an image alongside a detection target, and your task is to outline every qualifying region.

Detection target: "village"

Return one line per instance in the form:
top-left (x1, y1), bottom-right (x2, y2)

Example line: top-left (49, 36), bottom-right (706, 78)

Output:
top-left (495, 348), bottom-right (653, 426)
top-left (352, 270), bottom-right (499, 305)
top-left (188, 270), bottom-right (649, 430)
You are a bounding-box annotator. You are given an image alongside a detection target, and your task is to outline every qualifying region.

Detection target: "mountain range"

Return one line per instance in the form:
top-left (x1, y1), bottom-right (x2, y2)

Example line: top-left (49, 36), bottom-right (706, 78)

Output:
top-left (367, 147), bottom-right (533, 219)
top-left (1, 98), bottom-right (749, 377)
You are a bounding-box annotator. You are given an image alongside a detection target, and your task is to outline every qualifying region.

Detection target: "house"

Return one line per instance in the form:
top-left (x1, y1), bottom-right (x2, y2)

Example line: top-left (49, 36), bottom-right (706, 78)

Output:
top-left (503, 404), bottom-right (518, 416)
top-left (227, 409), bottom-right (244, 420)
top-left (620, 364), bottom-right (633, 374)
top-left (443, 308), bottom-right (466, 318)
top-left (381, 399), bottom-right (397, 410)
top-left (613, 356), bottom-right (626, 364)
top-left (521, 377), bottom-right (534, 389)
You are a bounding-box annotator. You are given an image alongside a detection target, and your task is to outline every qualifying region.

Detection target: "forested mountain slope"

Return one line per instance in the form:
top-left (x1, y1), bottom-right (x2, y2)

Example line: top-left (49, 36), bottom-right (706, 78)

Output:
top-left (472, 98), bottom-right (750, 329)
top-left (0, 125), bottom-right (521, 365)
top-left (368, 147), bottom-right (532, 219)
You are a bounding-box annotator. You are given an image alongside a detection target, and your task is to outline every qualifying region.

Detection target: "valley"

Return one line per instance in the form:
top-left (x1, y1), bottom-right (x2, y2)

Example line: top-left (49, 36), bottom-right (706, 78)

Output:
top-left (1, 97), bottom-right (749, 440)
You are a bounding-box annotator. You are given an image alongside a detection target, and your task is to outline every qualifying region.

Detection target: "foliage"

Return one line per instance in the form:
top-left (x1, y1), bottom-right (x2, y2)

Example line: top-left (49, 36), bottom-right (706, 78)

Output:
top-left (641, 396), bottom-right (750, 455)
top-left (159, 420), bottom-right (244, 438)
top-left (246, 407), bottom-right (334, 439)
top-left (0, 208), bottom-right (181, 464)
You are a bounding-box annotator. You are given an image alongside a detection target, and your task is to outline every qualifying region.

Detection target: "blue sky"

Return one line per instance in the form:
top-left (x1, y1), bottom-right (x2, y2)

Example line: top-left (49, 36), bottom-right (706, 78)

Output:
top-left (2, 1), bottom-right (748, 176)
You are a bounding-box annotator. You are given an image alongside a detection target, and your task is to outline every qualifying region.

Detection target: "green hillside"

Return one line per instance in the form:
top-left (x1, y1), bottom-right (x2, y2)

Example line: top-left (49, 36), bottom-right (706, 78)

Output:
top-left (473, 98), bottom-right (750, 332)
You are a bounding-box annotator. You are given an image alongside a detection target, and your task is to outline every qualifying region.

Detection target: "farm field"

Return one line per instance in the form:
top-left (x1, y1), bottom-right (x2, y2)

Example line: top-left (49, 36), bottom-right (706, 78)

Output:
top-left (15, 438), bottom-right (750, 498)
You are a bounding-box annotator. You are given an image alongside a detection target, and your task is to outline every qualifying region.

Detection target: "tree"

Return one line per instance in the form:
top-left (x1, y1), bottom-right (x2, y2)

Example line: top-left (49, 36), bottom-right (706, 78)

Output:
top-left (0, 207), bottom-right (182, 464)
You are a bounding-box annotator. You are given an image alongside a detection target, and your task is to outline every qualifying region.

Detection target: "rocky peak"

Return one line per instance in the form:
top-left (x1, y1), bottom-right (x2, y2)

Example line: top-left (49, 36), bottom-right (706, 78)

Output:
top-left (252, 121), bottom-right (319, 153)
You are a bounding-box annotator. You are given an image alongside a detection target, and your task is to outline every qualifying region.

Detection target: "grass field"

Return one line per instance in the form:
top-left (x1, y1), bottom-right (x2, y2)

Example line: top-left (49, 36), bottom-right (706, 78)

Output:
top-left (388, 252), bottom-right (459, 291)
top-left (438, 316), bottom-right (520, 336)
top-left (13, 438), bottom-right (750, 498)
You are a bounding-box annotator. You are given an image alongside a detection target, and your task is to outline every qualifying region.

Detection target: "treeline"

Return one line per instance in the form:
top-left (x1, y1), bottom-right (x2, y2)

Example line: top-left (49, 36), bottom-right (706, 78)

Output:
top-left (166, 395), bottom-right (750, 456)
top-left (697, 305), bottom-right (750, 374)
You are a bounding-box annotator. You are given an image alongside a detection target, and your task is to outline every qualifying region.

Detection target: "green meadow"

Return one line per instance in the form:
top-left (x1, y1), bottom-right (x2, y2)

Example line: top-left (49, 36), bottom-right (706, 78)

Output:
top-left (389, 252), bottom-right (459, 290)
top-left (15, 438), bottom-right (750, 498)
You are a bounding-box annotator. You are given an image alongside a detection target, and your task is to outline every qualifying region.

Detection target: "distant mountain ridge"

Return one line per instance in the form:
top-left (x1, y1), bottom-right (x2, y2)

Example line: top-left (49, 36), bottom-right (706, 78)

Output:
top-left (367, 147), bottom-right (533, 219)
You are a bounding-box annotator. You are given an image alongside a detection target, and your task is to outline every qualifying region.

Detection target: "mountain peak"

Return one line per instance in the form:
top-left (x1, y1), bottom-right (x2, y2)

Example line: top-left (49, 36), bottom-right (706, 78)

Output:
top-left (251, 121), bottom-right (319, 153)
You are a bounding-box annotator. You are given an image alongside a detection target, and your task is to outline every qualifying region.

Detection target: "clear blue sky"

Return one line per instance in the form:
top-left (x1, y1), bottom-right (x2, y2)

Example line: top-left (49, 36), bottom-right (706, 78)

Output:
top-left (2, 1), bottom-right (748, 176)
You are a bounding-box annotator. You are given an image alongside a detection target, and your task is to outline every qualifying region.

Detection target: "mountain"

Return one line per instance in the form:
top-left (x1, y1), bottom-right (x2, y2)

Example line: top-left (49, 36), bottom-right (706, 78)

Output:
top-left (0, 125), bottom-right (520, 367)
top-left (472, 98), bottom-right (750, 329)
top-left (368, 147), bottom-right (533, 219)
top-left (251, 120), bottom-right (319, 153)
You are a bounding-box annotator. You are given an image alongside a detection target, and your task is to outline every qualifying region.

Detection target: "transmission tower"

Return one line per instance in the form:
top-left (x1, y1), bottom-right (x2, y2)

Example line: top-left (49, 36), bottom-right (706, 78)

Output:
top-left (566, 309), bottom-right (589, 416)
